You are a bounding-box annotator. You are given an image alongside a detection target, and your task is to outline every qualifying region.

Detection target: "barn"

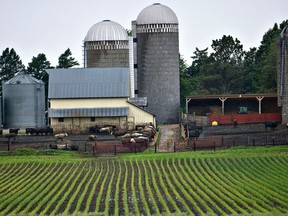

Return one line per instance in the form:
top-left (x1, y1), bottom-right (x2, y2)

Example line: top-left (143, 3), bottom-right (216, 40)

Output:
top-left (47, 68), bottom-right (155, 133)
top-left (186, 94), bottom-right (281, 126)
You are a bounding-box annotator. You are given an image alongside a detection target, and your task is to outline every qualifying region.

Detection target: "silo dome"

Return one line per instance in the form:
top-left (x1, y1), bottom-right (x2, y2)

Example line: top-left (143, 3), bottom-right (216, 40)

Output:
top-left (136, 3), bottom-right (178, 25)
top-left (84, 20), bottom-right (128, 42)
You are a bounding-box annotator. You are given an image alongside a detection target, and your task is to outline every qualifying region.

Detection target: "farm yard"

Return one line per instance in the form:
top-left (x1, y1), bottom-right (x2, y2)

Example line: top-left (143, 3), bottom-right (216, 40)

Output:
top-left (0, 146), bottom-right (288, 216)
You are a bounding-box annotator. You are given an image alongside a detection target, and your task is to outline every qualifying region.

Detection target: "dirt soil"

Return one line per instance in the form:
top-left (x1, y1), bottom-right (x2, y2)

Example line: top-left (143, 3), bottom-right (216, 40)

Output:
top-left (157, 124), bottom-right (180, 152)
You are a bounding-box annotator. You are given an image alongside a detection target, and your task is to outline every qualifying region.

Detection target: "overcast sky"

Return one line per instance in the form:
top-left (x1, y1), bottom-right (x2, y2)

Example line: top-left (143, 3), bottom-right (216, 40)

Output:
top-left (0, 0), bottom-right (287, 67)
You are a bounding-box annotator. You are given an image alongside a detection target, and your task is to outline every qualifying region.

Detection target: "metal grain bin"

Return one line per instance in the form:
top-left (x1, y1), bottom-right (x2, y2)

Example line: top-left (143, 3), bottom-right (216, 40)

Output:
top-left (2, 71), bottom-right (46, 128)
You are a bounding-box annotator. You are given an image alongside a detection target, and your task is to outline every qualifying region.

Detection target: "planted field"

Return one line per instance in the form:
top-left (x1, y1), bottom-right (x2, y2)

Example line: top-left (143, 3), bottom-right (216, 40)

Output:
top-left (0, 147), bottom-right (288, 216)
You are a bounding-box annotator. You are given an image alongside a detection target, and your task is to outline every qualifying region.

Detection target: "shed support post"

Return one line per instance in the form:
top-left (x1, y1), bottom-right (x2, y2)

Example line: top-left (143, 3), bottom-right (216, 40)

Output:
top-left (186, 98), bottom-right (192, 115)
top-left (256, 96), bottom-right (264, 114)
top-left (219, 97), bottom-right (227, 115)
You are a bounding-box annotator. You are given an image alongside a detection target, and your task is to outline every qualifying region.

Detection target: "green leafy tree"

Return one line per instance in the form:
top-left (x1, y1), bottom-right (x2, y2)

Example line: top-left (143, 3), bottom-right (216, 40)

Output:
top-left (0, 48), bottom-right (25, 82)
top-left (56, 48), bottom-right (79, 68)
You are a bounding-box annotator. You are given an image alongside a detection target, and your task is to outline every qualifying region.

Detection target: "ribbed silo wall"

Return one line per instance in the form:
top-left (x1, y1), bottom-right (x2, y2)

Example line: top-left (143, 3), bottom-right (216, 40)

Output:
top-left (137, 32), bottom-right (180, 124)
top-left (3, 83), bottom-right (46, 128)
top-left (85, 49), bottom-right (129, 68)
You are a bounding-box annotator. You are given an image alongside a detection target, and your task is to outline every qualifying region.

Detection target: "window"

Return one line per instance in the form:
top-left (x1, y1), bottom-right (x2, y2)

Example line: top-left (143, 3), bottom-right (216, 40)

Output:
top-left (58, 118), bottom-right (64, 122)
top-left (91, 117), bottom-right (96, 122)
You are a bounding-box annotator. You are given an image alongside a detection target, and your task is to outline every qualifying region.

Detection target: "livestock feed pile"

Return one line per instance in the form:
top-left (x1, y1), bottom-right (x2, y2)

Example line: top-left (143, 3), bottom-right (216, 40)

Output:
top-left (0, 146), bottom-right (288, 215)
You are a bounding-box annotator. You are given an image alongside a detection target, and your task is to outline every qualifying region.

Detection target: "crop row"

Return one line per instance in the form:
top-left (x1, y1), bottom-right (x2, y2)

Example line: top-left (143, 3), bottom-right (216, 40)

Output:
top-left (0, 156), bottom-right (287, 215)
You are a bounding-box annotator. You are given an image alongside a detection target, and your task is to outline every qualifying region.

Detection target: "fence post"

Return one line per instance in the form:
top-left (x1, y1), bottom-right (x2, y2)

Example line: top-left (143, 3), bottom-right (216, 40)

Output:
top-left (193, 140), bottom-right (196, 151)
top-left (222, 136), bottom-right (224, 146)
top-left (155, 141), bottom-right (157, 153)
top-left (214, 141), bottom-right (216, 151)
top-left (272, 138), bottom-right (275, 147)
top-left (266, 136), bottom-right (268, 146)
top-left (174, 142), bottom-right (176, 152)
top-left (114, 145), bottom-right (117, 156)
top-left (253, 139), bottom-right (255, 146)
top-left (8, 138), bottom-right (11, 152)
top-left (84, 142), bottom-right (87, 152)
top-left (233, 138), bottom-right (235, 147)
top-left (247, 136), bottom-right (250, 146)
top-left (134, 143), bottom-right (137, 154)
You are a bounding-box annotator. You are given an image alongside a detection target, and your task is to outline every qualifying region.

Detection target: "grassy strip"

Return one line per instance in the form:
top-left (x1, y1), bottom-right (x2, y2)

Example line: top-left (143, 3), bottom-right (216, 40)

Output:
top-left (0, 163), bottom-right (39, 195)
top-left (204, 159), bottom-right (263, 214)
top-left (174, 158), bottom-right (213, 215)
top-left (8, 163), bottom-right (59, 215)
top-left (147, 160), bottom-right (171, 214)
top-left (83, 162), bottom-right (103, 213)
top-left (45, 162), bottom-right (85, 215)
top-left (205, 158), bottom-right (270, 213)
top-left (135, 160), bottom-right (151, 215)
top-left (235, 158), bottom-right (288, 209)
top-left (218, 158), bottom-right (280, 213)
top-left (0, 163), bottom-right (47, 213)
top-left (74, 162), bottom-right (98, 213)
top-left (36, 163), bottom-right (78, 216)
top-left (152, 160), bottom-right (181, 213)
top-left (62, 162), bottom-right (91, 215)
top-left (114, 161), bottom-right (121, 216)
top-left (161, 159), bottom-right (193, 215)
top-left (0, 163), bottom-right (22, 184)
top-left (183, 158), bottom-right (229, 215)
top-left (140, 159), bottom-right (161, 215)
top-left (122, 160), bottom-right (129, 215)
top-left (252, 157), bottom-right (288, 193)
top-left (103, 161), bottom-right (116, 215)
top-left (129, 160), bottom-right (140, 215)
top-left (95, 160), bottom-right (110, 213)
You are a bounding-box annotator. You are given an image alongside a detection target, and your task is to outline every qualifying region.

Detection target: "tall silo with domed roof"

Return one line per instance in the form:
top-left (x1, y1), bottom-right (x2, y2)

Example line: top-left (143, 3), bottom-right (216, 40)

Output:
top-left (278, 26), bottom-right (288, 124)
top-left (83, 20), bottom-right (129, 68)
top-left (132, 3), bottom-right (180, 124)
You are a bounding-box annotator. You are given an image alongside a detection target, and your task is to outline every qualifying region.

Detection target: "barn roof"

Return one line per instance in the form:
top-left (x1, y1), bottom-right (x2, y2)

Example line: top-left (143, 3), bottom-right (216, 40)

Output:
top-left (47, 67), bottom-right (129, 98)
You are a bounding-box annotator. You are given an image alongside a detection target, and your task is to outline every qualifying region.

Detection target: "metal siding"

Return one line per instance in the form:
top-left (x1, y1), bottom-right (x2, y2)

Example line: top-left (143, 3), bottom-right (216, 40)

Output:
top-left (3, 83), bottom-right (46, 128)
top-left (48, 68), bottom-right (129, 98)
top-left (49, 107), bottom-right (128, 117)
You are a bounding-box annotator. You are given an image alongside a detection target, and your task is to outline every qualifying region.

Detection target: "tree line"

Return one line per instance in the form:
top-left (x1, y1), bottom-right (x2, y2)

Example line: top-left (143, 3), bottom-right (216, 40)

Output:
top-left (180, 20), bottom-right (288, 110)
top-left (0, 48), bottom-right (79, 93)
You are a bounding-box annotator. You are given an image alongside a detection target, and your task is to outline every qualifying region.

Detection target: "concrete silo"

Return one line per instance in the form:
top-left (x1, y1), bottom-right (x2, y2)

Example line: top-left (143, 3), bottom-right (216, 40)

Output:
top-left (278, 26), bottom-right (288, 124)
top-left (83, 20), bottom-right (129, 68)
top-left (132, 3), bottom-right (180, 124)
top-left (2, 72), bottom-right (46, 128)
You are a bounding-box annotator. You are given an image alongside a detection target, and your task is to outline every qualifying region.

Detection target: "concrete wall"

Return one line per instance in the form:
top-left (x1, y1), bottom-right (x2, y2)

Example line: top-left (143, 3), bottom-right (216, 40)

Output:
top-left (136, 32), bottom-right (180, 124)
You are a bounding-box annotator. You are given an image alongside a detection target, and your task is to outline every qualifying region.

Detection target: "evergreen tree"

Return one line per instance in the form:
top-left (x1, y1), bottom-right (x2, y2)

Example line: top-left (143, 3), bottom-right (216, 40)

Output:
top-left (56, 48), bottom-right (79, 68)
top-left (0, 48), bottom-right (25, 82)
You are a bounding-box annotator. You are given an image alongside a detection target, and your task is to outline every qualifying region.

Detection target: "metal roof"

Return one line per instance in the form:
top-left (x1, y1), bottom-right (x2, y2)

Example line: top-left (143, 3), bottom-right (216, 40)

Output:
top-left (4, 71), bottom-right (43, 85)
top-left (136, 3), bottom-right (178, 25)
top-left (47, 67), bottom-right (129, 98)
top-left (84, 20), bottom-right (128, 42)
top-left (48, 107), bottom-right (128, 117)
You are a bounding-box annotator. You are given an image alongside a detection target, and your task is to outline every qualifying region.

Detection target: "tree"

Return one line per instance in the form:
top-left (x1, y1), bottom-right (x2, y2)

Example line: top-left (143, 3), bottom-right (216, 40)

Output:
top-left (0, 48), bottom-right (25, 82)
top-left (27, 53), bottom-right (52, 97)
top-left (198, 35), bottom-right (245, 94)
top-left (56, 48), bottom-right (79, 68)
top-left (27, 53), bottom-right (51, 81)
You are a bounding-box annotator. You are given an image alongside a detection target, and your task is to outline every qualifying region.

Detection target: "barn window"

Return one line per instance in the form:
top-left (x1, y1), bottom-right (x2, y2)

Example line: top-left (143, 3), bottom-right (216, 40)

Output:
top-left (91, 117), bottom-right (96, 122)
top-left (58, 118), bottom-right (64, 122)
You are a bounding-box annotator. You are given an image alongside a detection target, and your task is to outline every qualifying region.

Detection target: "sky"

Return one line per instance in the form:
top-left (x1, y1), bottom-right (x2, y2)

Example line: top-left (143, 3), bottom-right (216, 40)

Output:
top-left (0, 0), bottom-right (287, 67)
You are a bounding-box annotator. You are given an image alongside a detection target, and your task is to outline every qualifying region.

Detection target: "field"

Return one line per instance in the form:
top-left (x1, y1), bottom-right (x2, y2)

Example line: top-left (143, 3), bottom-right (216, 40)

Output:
top-left (0, 146), bottom-right (288, 216)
